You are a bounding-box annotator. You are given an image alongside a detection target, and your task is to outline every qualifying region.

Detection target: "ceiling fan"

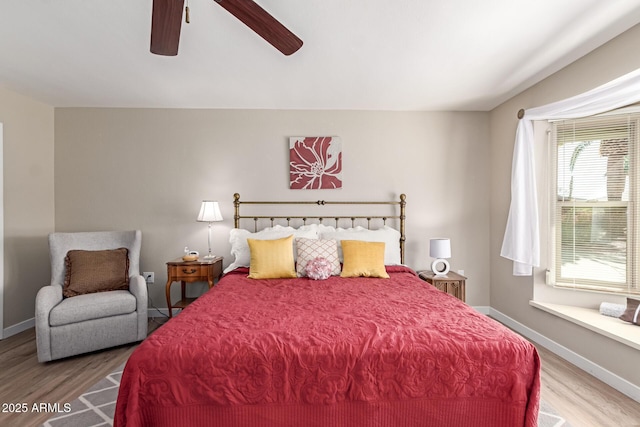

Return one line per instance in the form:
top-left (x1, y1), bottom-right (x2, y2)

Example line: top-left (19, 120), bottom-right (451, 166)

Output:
top-left (150, 0), bottom-right (303, 56)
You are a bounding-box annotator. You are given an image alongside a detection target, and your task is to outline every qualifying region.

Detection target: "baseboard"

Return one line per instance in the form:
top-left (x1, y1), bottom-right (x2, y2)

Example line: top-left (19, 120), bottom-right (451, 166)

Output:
top-left (148, 307), bottom-right (173, 318)
top-left (471, 305), bottom-right (491, 315)
top-left (3, 317), bottom-right (34, 339)
top-left (489, 307), bottom-right (640, 403)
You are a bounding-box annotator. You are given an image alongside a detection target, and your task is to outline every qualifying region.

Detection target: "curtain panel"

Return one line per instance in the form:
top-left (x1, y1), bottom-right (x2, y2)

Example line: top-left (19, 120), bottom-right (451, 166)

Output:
top-left (501, 68), bottom-right (640, 276)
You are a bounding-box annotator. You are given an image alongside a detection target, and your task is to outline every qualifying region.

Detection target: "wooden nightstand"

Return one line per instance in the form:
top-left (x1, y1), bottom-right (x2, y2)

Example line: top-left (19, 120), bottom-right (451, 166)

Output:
top-left (418, 270), bottom-right (466, 302)
top-left (165, 256), bottom-right (223, 317)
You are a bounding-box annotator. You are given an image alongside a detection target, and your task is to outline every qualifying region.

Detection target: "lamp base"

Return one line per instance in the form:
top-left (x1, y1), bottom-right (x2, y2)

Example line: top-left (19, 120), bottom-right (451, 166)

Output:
top-left (203, 253), bottom-right (216, 259)
top-left (431, 259), bottom-right (450, 276)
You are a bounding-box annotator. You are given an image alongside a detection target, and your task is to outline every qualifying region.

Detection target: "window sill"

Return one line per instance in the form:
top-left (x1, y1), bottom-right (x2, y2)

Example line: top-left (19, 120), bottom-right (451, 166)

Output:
top-left (530, 301), bottom-right (640, 351)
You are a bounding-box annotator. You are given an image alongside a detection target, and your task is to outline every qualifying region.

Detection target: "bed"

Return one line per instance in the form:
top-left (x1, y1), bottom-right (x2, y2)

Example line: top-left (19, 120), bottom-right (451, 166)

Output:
top-left (115, 193), bottom-right (540, 427)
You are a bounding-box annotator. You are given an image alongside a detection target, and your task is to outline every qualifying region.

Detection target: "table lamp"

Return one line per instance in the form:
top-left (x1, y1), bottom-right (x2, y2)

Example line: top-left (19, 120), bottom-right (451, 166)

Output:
top-left (430, 238), bottom-right (451, 276)
top-left (197, 200), bottom-right (223, 259)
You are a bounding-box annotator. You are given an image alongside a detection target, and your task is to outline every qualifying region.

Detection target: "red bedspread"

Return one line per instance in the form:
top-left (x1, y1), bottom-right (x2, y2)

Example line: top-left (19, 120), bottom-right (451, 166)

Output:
top-left (115, 266), bottom-right (540, 427)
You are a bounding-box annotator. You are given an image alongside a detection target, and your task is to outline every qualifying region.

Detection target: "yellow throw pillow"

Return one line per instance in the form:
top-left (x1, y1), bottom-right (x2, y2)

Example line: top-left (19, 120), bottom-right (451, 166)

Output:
top-left (247, 235), bottom-right (297, 279)
top-left (340, 240), bottom-right (389, 278)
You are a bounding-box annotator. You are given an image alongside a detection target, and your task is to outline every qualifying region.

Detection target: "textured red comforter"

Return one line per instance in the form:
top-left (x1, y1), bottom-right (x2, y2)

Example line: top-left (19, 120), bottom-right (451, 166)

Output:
top-left (115, 266), bottom-right (540, 427)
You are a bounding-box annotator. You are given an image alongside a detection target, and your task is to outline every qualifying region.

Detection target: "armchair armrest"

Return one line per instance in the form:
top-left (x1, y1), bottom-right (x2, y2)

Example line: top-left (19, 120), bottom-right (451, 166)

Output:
top-left (129, 275), bottom-right (148, 339)
top-left (35, 284), bottom-right (63, 362)
top-left (36, 284), bottom-right (63, 321)
top-left (129, 275), bottom-right (147, 307)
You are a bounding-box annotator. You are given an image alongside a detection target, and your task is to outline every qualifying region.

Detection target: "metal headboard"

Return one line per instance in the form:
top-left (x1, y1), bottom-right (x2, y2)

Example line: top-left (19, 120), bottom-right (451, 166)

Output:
top-left (233, 193), bottom-right (406, 264)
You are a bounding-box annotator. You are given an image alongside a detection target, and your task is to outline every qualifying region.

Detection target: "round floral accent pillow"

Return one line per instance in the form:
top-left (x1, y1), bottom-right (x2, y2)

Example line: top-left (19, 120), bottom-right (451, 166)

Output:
top-left (305, 257), bottom-right (333, 280)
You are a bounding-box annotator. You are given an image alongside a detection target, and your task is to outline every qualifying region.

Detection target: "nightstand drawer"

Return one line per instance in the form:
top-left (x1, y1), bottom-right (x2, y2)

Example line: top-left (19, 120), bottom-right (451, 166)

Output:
top-left (438, 281), bottom-right (459, 288)
top-left (170, 264), bottom-right (208, 281)
top-left (438, 281), bottom-right (463, 295)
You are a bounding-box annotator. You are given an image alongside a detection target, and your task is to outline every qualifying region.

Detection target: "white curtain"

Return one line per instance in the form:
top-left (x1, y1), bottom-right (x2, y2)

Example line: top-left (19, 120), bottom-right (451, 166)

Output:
top-left (501, 68), bottom-right (640, 276)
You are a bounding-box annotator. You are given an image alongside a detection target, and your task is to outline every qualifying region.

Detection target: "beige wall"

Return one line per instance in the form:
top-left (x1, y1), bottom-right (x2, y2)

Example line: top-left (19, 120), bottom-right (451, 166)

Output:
top-left (53, 109), bottom-right (491, 312)
top-left (0, 86), bottom-right (55, 329)
top-left (490, 23), bottom-right (640, 386)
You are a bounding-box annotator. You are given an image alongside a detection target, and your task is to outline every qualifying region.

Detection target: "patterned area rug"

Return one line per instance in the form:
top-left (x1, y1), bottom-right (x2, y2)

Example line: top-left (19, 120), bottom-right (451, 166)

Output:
top-left (43, 363), bottom-right (572, 427)
top-left (42, 364), bottom-right (124, 427)
top-left (539, 400), bottom-right (573, 427)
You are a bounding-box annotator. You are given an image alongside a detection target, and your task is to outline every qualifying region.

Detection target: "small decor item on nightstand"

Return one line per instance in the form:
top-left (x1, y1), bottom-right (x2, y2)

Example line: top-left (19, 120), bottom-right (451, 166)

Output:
top-left (183, 250), bottom-right (199, 262)
top-left (430, 238), bottom-right (451, 276)
top-left (197, 200), bottom-right (223, 259)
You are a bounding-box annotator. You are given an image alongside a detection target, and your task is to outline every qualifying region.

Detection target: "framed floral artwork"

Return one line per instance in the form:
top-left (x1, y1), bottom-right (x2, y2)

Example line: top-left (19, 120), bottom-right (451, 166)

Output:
top-left (289, 136), bottom-right (342, 189)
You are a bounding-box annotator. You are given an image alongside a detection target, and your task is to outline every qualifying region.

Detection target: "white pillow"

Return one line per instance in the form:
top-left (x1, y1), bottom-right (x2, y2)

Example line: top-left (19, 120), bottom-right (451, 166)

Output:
top-left (224, 225), bottom-right (318, 273)
top-left (319, 225), bottom-right (402, 265)
top-left (296, 223), bottom-right (337, 234)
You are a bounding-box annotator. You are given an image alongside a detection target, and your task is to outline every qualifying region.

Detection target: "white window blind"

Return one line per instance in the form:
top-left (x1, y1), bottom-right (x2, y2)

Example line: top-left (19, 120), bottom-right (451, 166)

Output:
top-left (552, 111), bottom-right (640, 295)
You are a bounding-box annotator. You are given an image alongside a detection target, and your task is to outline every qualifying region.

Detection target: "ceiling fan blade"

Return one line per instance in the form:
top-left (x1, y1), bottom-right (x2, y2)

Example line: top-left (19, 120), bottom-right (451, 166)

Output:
top-left (214, 0), bottom-right (303, 55)
top-left (151, 0), bottom-right (185, 56)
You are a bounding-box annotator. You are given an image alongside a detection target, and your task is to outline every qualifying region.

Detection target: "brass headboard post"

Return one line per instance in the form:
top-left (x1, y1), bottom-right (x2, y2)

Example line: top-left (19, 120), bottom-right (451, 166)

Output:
top-left (400, 193), bottom-right (406, 264)
top-left (233, 193), bottom-right (241, 229)
top-left (233, 193), bottom-right (407, 263)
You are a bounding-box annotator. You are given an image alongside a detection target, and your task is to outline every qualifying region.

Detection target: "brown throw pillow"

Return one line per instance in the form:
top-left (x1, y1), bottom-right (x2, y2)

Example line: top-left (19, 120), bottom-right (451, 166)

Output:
top-left (63, 248), bottom-right (130, 297)
top-left (619, 298), bottom-right (640, 325)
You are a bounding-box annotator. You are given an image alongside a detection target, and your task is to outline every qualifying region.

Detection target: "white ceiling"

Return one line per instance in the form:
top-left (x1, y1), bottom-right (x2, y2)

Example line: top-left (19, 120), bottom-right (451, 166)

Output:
top-left (2, 0), bottom-right (640, 111)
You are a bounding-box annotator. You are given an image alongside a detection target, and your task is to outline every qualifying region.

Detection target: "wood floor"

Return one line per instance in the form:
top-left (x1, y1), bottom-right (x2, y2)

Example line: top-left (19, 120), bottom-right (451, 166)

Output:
top-left (0, 318), bottom-right (167, 427)
top-left (535, 344), bottom-right (640, 427)
top-left (1, 318), bottom-right (639, 427)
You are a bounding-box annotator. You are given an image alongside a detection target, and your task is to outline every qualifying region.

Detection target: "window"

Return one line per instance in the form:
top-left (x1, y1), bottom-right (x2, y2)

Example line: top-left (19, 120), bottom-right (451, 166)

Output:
top-left (552, 110), bottom-right (640, 295)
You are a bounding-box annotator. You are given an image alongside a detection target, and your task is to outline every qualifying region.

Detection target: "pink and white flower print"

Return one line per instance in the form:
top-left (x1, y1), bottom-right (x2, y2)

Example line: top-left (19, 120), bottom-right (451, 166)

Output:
top-left (289, 136), bottom-right (342, 189)
top-left (305, 257), bottom-right (333, 280)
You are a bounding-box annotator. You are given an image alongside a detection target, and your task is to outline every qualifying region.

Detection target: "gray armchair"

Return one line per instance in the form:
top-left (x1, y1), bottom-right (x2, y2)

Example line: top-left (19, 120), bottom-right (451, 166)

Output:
top-left (35, 230), bottom-right (148, 362)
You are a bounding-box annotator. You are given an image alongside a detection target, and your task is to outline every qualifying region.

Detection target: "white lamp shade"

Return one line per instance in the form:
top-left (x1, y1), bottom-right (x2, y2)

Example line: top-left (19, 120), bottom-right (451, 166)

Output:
top-left (197, 201), bottom-right (223, 222)
top-left (429, 238), bottom-right (451, 259)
